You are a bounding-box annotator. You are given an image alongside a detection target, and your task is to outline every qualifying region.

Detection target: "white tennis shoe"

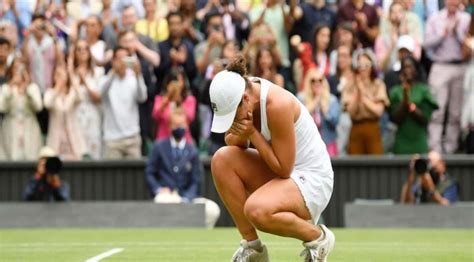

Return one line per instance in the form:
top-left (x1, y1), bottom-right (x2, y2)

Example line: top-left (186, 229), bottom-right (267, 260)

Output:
top-left (300, 224), bottom-right (335, 262)
top-left (231, 240), bottom-right (269, 262)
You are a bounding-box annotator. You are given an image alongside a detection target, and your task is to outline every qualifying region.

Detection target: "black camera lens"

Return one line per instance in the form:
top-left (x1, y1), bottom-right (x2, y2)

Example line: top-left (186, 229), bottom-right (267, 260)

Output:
top-left (45, 157), bottom-right (62, 174)
top-left (414, 158), bottom-right (428, 174)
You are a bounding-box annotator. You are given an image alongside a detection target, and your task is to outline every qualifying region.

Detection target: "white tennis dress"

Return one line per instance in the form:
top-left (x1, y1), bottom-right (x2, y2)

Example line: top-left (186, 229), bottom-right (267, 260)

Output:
top-left (256, 77), bottom-right (334, 224)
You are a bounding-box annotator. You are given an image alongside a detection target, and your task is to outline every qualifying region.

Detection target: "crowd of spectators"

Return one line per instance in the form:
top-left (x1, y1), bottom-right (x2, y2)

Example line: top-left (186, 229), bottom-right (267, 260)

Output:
top-left (0, 0), bottom-right (473, 162)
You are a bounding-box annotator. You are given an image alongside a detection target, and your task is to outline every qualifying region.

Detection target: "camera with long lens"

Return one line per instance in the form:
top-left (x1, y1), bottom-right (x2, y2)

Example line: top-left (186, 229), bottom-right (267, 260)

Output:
top-left (45, 157), bottom-right (62, 175)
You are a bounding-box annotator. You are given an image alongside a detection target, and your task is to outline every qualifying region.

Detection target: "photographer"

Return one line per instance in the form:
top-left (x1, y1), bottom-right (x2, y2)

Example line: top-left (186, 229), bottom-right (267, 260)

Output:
top-left (401, 151), bottom-right (459, 205)
top-left (23, 147), bottom-right (70, 202)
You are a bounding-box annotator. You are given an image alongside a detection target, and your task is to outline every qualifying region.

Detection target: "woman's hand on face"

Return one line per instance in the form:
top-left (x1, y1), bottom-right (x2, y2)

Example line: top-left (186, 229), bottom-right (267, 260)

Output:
top-left (167, 81), bottom-right (181, 100)
top-left (229, 112), bottom-right (255, 139)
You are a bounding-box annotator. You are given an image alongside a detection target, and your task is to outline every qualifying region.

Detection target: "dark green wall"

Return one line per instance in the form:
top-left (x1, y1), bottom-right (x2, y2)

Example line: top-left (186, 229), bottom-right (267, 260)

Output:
top-left (1, 155), bottom-right (473, 227)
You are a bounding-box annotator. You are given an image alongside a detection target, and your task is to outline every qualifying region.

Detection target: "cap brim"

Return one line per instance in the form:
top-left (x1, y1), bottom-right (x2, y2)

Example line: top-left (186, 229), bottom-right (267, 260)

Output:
top-left (211, 109), bottom-right (237, 133)
top-left (398, 46), bottom-right (412, 51)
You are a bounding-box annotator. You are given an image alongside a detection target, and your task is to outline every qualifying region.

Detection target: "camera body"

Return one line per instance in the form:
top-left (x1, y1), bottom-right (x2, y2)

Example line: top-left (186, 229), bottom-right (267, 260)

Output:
top-left (45, 156), bottom-right (62, 175)
top-left (122, 56), bottom-right (136, 68)
top-left (414, 158), bottom-right (429, 174)
top-left (413, 158), bottom-right (440, 185)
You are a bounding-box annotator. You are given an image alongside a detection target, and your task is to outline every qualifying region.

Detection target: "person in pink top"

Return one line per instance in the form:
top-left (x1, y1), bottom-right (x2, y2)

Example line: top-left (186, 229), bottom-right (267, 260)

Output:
top-left (152, 67), bottom-right (196, 143)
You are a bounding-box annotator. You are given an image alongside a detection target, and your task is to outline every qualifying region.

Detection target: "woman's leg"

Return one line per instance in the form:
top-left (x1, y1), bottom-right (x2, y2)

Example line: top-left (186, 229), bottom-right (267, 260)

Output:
top-left (367, 122), bottom-right (384, 155)
top-left (211, 146), bottom-right (277, 240)
top-left (244, 178), bottom-right (321, 242)
top-left (347, 123), bottom-right (363, 154)
top-left (211, 146), bottom-right (321, 242)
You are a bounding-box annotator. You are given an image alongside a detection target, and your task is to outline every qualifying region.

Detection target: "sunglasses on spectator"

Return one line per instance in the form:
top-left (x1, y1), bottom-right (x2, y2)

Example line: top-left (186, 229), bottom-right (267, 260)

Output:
top-left (310, 78), bottom-right (323, 84)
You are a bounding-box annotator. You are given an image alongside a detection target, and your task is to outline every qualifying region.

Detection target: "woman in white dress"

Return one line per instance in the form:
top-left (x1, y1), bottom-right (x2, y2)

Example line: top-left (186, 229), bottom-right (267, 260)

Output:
top-left (210, 56), bottom-right (335, 261)
top-left (0, 58), bottom-right (43, 160)
top-left (44, 66), bottom-right (86, 160)
top-left (69, 39), bottom-right (103, 159)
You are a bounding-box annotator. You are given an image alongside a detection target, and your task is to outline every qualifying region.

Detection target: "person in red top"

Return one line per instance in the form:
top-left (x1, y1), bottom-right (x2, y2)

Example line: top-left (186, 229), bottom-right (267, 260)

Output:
top-left (292, 24), bottom-right (332, 92)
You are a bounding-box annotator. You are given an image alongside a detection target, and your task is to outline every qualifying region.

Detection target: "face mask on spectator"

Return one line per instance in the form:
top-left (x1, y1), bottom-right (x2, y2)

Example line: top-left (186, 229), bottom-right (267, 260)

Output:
top-left (172, 127), bottom-right (186, 140)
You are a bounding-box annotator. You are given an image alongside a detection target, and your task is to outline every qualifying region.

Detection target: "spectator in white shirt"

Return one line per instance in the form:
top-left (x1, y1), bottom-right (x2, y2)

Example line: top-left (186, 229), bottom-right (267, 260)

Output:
top-left (98, 46), bottom-right (147, 159)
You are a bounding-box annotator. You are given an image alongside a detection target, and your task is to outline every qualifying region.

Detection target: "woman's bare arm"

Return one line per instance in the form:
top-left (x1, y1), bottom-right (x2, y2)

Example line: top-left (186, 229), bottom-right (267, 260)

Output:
top-left (249, 96), bottom-right (296, 178)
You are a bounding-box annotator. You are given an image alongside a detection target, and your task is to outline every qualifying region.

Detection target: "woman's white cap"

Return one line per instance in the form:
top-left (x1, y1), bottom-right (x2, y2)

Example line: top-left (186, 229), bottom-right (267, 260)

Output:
top-left (397, 35), bottom-right (415, 53)
top-left (209, 70), bottom-right (246, 133)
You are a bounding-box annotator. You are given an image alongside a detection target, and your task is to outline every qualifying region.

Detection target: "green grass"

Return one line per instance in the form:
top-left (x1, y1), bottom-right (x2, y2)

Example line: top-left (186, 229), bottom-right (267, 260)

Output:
top-left (0, 228), bottom-right (473, 262)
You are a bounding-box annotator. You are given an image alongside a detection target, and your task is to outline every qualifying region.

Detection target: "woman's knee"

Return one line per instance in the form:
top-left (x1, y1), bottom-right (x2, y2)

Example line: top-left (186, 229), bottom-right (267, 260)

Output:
top-left (243, 197), bottom-right (272, 230)
top-left (210, 146), bottom-right (241, 177)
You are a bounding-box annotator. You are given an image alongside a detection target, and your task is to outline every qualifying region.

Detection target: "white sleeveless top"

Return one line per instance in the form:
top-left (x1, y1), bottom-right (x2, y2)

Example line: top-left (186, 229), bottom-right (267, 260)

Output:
top-left (256, 77), bottom-right (333, 175)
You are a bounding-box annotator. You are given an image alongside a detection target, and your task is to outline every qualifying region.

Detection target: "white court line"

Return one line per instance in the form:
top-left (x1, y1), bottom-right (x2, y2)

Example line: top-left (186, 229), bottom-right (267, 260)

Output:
top-left (85, 248), bottom-right (123, 262)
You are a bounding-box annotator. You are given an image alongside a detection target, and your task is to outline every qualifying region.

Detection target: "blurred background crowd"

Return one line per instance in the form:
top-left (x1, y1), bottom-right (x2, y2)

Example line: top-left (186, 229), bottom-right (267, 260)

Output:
top-left (0, 0), bottom-right (473, 162)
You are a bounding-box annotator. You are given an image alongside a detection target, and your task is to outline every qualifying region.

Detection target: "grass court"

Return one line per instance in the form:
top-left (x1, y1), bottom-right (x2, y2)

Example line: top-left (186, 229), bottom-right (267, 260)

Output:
top-left (0, 228), bottom-right (472, 261)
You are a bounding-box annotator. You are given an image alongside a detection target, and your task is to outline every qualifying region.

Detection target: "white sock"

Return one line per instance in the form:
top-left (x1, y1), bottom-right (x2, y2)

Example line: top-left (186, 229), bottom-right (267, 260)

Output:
top-left (247, 239), bottom-right (263, 252)
top-left (316, 225), bottom-right (326, 241)
top-left (304, 225), bottom-right (325, 247)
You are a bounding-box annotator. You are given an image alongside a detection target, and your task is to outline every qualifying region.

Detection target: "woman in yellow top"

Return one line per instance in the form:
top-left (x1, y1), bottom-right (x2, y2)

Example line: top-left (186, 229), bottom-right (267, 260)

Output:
top-left (135, 0), bottom-right (169, 43)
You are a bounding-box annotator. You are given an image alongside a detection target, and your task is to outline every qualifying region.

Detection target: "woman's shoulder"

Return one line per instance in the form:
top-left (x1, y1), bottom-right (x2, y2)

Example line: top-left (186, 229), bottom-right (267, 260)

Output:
top-left (183, 94), bottom-right (197, 104)
top-left (26, 83), bottom-right (40, 91)
top-left (273, 74), bottom-right (284, 88)
top-left (373, 78), bottom-right (386, 88)
top-left (414, 82), bottom-right (429, 89)
top-left (267, 86), bottom-right (299, 115)
top-left (389, 84), bottom-right (403, 91)
top-left (388, 85), bottom-right (403, 98)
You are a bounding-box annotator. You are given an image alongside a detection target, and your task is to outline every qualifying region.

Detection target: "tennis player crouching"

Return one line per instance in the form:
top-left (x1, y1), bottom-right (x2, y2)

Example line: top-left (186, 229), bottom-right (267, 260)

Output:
top-left (209, 56), bottom-right (335, 262)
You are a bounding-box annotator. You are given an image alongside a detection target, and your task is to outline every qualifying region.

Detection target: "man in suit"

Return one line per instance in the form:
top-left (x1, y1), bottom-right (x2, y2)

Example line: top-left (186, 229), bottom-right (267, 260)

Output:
top-left (145, 107), bottom-right (220, 228)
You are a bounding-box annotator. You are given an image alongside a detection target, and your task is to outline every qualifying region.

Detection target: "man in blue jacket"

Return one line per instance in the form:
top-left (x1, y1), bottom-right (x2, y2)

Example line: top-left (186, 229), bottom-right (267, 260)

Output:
top-left (145, 108), bottom-right (220, 227)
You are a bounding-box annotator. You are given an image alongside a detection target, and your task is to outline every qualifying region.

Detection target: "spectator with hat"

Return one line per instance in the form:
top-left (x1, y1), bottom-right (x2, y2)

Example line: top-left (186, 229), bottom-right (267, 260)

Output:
top-left (384, 34), bottom-right (427, 92)
top-left (389, 56), bottom-right (439, 154)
